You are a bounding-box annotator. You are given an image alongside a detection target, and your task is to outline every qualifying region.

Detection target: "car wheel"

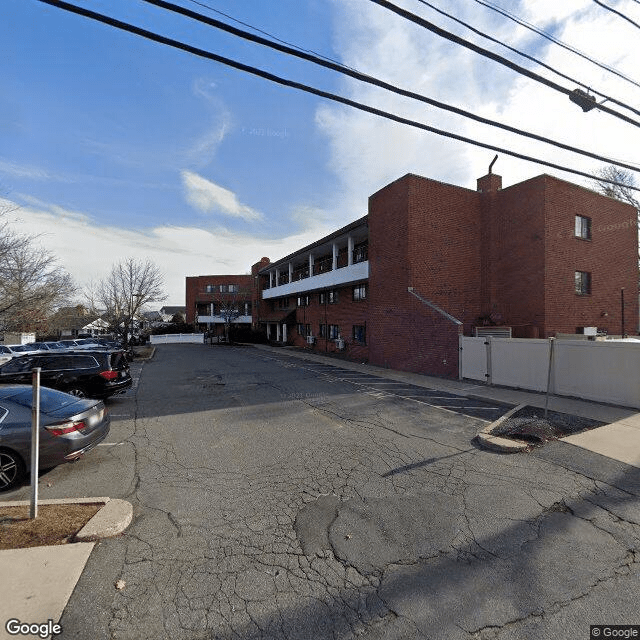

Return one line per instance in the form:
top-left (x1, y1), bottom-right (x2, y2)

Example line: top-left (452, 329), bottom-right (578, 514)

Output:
top-left (67, 387), bottom-right (87, 398)
top-left (0, 449), bottom-right (25, 492)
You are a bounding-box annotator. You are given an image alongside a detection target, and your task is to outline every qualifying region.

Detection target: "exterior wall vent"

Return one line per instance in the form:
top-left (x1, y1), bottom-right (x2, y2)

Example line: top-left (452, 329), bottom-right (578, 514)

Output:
top-left (475, 327), bottom-right (512, 339)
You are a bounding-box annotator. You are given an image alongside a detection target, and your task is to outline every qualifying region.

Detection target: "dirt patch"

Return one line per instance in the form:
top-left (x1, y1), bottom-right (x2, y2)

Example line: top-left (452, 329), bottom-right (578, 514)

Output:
top-left (0, 503), bottom-right (101, 549)
top-left (492, 406), bottom-right (604, 445)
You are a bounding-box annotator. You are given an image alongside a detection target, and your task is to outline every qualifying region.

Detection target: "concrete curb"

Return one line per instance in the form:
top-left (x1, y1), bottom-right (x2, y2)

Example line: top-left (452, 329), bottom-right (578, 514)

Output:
top-left (475, 403), bottom-right (531, 453)
top-left (1, 497), bottom-right (133, 541)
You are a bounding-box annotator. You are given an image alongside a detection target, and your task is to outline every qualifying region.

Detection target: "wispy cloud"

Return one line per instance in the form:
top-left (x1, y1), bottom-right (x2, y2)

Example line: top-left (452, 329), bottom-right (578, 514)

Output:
top-left (318, 0), bottom-right (640, 209)
top-left (186, 77), bottom-right (233, 166)
top-left (181, 170), bottom-right (263, 222)
top-left (3, 195), bottom-right (333, 304)
top-left (0, 158), bottom-right (68, 182)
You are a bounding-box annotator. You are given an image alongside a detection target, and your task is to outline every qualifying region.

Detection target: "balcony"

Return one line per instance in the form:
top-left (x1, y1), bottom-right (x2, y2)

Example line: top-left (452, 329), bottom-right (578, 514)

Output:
top-left (197, 314), bottom-right (252, 324)
top-left (262, 261), bottom-right (368, 299)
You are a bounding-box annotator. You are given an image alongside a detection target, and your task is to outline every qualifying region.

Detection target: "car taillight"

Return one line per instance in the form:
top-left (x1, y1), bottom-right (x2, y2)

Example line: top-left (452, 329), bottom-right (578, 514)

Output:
top-left (99, 370), bottom-right (118, 380)
top-left (45, 420), bottom-right (86, 436)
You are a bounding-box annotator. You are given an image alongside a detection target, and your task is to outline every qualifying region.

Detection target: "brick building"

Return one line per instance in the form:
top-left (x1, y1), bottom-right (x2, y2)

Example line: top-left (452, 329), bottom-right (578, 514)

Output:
top-left (185, 274), bottom-right (254, 338)
top-left (250, 171), bottom-right (637, 378)
top-left (188, 170), bottom-right (638, 378)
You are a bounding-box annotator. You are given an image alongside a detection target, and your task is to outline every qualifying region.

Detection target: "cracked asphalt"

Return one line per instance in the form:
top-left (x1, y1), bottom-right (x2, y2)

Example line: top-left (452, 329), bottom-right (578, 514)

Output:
top-left (8, 344), bottom-right (639, 639)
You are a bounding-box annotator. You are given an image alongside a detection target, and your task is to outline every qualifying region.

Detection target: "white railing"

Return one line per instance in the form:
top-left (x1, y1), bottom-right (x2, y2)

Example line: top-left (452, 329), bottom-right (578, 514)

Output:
top-left (460, 336), bottom-right (640, 409)
top-left (262, 261), bottom-right (369, 298)
top-left (150, 333), bottom-right (205, 344)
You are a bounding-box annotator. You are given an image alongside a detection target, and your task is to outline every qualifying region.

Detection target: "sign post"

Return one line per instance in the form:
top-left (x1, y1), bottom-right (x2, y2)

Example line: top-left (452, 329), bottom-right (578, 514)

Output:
top-left (30, 367), bottom-right (41, 519)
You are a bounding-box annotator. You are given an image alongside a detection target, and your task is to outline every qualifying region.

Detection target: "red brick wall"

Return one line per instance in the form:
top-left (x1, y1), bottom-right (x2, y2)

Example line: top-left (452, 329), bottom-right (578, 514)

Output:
top-left (367, 174), bottom-right (467, 377)
top-left (185, 274), bottom-right (253, 325)
top-left (288, 285), bottom-right (369, 359)
top-left (484, 176), bottom-right (546, 335)
top-left (543, 177), bottom-right (638, 336)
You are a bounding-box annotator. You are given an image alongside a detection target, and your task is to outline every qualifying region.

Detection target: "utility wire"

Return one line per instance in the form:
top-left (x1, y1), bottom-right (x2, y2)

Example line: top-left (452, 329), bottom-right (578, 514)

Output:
top-left (138, 0), bottom-right (640, 173)
top-left (183, 0), bottom-right (359, 73)
top-left (472, 0), bottom-right (640, 90)
top-left (414, 0), bottom-right (640, 119)
top-left (34, 0), bottom-right (640, 193)
top-left (592, 0), bottom-right (640, 30)
top-left (367, 0), bottom-right (640, 129)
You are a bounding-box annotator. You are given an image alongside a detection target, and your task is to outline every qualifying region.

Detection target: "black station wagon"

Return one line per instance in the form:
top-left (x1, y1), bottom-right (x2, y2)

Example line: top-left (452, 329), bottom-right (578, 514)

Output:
top-left (0, 351), bottom-right (132, 399)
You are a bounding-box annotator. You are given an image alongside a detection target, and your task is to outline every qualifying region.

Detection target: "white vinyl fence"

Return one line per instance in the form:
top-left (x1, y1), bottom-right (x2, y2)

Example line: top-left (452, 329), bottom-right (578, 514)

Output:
top-left (150, 333), bottom-right (205, 345)
top-left (460, 336), bottom-right (640, 409)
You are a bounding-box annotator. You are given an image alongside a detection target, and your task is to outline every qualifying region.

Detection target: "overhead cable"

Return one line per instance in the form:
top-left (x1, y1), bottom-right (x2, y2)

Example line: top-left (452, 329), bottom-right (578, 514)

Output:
top-left (137, 0), bottom-right (640, 172)
top-left (183, 0), bottom-right (359, 72)
top-left (592, 0), bottom-right (640, 30)
top-left (413, 0), bottom-right (640, 119)
top-left (472, 0), bottom-right (640, 89)
top-left (34, 0), bottom-right (640, 193)
top-left (367, 0), bottom-right (640, 129)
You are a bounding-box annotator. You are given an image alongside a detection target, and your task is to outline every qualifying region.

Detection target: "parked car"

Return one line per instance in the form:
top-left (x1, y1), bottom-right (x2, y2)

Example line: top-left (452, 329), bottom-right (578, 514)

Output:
top-left (0, 346), bottom-right (14, 365)
top-left (42, 341), bottom-right (68, 351)
top-left (0, 384), bottom-right (110, 491)
top-left (5, 344), bottom-right (45, 355)
top-left (0, 351), bottom-right (132, 399)
top-left (58, 338), bottom-right (102, 350)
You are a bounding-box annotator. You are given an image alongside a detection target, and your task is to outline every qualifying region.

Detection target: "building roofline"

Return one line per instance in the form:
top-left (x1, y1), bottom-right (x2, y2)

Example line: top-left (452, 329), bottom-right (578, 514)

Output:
top-left (259, 214), bottom-right (369, 273)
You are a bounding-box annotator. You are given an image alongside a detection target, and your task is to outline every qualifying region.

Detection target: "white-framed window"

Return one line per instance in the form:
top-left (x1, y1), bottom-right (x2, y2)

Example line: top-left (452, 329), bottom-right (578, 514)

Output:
top-left (352, 284), bottom-right (367, 301)
top-left (575, 215), bottom-right (592, 240)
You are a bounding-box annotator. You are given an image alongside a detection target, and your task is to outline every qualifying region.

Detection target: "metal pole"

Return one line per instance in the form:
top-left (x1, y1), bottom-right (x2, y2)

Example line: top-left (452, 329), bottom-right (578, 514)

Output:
top-left (30, 368), bottom-right (41, 519)
top-left (621, 287), bottom-right (626, 338)
top-left (544, 338), bottom-right (555, 419)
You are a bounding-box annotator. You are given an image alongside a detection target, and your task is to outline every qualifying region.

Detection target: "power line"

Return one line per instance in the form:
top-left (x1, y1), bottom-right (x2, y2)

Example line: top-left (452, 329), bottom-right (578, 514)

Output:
top-left (472, 0), bottom-right (640, 90)
top-left (367, 0), bottom-right (640, 129)
top-left (592, 0), bottom-right (640, 30)
top-left (413, 0), bottom-right (640, 119)
top-left (34, 0), bottom-right (640, 194)
top-left (138, 0), bottom-right (640, 173)
top-left (182, 0), bottom-right (358, 73)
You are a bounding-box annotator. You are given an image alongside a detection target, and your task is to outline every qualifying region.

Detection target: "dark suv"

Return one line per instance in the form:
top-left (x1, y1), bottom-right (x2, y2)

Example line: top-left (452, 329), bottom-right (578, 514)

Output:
top-left (0, 351), bottom-right (132, 399)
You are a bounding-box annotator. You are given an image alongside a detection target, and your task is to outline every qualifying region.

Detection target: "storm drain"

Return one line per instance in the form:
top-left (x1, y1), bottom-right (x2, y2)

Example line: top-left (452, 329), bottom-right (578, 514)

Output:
top-left (492, 407), bottom-right (604, 446)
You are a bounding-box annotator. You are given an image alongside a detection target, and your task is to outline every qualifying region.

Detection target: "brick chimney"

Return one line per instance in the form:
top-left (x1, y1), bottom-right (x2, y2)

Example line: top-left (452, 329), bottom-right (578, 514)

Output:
top-left (477, 172), bottom-right (502, 193)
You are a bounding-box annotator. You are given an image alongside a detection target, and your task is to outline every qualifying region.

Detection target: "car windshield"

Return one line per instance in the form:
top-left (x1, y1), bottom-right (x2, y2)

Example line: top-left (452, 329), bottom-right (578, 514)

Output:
top-left (10, 345), bottom-right (32, 352)
top-left (0, 386), bottom-right (87, 412)
top-left (44, 342), bottom-right (66, 350)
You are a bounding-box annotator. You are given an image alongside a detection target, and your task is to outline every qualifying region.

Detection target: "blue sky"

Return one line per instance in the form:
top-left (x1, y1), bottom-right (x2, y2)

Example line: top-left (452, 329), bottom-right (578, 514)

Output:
top-left (1, 0), bottom-right (639, 304)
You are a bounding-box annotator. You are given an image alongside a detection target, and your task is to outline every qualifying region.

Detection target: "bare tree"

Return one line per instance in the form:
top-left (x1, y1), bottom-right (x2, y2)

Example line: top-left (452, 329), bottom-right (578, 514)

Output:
top-left (95, 258), bottom-right (166, 346)
top-left (0, 194), bottom-right (76, 333)
top-left (592, 165), bottom-right (640, 210)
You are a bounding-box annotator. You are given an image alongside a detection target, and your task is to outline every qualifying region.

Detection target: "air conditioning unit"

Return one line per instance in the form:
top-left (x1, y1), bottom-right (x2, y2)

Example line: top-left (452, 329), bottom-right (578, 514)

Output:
top-left (335, 338), bottom-right (345, 350)
top-left (306, 335), bottom-right (316, 345)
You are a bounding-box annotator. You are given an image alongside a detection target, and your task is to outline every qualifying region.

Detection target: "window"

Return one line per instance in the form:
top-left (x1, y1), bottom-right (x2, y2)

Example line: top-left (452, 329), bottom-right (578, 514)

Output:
top-left (353, 325), bottom-right (366, 345)
top-left (319, 290), bottom-right (338, 304)
top-left (353, 284), bottom-right (367, 301)
top-left (277, 297), bottom-right (290, 310)
top-left (329, 324), bottom-right (340, 339)
top-left (205, 284), bottom-right (215, 293)
top-left (575, 271), bottom-right (591, 295)
top-left (297, 323), bottom-right (311, 337)
top-left (353, 242), bottom-right (368, 263)
top-left (575, 215), bottom-right (592, 240)
top-left (319, 324), bottom-right (327, 338)
top-left (297, 295), bottom-right (310, 307)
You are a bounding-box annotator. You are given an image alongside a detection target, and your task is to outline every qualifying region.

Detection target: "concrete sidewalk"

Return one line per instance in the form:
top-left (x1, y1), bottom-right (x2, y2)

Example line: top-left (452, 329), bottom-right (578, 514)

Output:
top-left (0, 498), bottom-right (132, 640)
top-left (255, 344), bottom-right (640, 468)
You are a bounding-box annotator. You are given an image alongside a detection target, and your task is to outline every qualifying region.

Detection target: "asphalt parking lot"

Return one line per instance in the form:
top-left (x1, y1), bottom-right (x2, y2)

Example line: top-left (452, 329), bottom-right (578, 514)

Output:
top-left (4, 344), bottom-right (640, 640)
